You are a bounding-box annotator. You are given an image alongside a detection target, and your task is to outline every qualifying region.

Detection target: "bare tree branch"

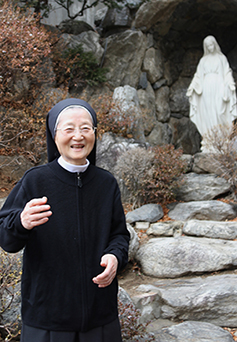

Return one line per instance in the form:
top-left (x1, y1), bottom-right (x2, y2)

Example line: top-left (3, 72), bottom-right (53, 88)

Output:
top-left (54, 0), bottom-right (120, 19)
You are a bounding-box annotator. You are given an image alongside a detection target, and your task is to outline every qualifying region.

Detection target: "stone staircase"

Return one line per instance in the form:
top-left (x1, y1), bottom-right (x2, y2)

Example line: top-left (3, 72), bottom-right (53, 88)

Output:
top-left (121, 200), bottom-right (237, 341)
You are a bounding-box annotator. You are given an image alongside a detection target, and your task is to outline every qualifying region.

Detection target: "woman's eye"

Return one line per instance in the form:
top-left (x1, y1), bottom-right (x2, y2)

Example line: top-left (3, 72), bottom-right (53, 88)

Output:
top-left (64, 128), bottom-right (74, 133)
top-left (81, 126), bottom-right (90, 132)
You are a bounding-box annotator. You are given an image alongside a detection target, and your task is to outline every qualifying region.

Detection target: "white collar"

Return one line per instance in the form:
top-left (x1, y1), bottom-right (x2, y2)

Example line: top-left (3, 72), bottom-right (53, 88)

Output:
top-left (58, 156), bottom-right (90, 173)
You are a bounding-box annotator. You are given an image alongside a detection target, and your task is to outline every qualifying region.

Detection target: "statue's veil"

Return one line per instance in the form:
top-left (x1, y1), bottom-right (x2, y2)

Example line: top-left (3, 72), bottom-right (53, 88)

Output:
top-left (203, 35), bottom-right (222, 56)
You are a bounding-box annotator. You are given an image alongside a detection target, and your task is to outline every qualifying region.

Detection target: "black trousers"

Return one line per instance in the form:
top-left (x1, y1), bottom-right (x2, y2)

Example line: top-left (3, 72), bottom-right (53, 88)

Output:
top-left (20, 318), bottom-right (122, 342)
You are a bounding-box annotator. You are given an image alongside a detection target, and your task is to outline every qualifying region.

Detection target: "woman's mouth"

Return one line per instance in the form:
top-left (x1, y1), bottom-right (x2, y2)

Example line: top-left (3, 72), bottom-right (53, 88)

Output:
top-left (71, 144), bottom-right (84, 149)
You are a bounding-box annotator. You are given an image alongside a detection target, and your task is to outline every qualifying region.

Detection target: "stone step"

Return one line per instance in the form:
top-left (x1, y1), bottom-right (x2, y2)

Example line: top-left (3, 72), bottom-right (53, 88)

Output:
top-left (130, 273), bottom-right (237, 328)
top-left (183, 219), bottom-right (237, 240)
top-left (168, 200), bottom-right (236, 221)
top-left (147, 321), bottom-right (235, 342)
top-left (126, 200), bottom-right (237, 223)
top-left (145, 219), bottom-right (237, 240)
top-left (135, 236), bottom-right (237, 278)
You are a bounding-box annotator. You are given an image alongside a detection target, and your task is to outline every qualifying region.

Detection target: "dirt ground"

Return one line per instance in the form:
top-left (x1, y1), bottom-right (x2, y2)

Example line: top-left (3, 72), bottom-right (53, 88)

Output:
top-left (118, 261), bottom-right (157, 295)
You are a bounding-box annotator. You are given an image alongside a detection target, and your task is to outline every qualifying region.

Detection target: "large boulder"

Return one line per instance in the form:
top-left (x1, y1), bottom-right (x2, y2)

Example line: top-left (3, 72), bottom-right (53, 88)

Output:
top-left (102, 7), bottom-right (132, 31)
top-left (60, 31), bottom-right (104, 64)
top-left (155, 86), bottom-right (171, 123)
top-left (126, 204), bottom-right (164, 224)
top-left (133, 273), bottom-right (237, 329)
top-left (96, 132), bottom-right (148, 174)
top-left (169, 77), bottom-right (190, 114)
top-left (192, 152), bottom-right (224, 175)
top-left (103, 29), bottom-right (147, 88)
top-left (137, 82), bottom-right (156, 135)
top-left (146, 122), bottom-right (172, 146)
top-left (142, 47), bottom-right (164, 84)
top-left (175, 172), bottom-right (231, 201)
top-left (168, 200), bottom-right (236, 221)
top-left (169, 116), bottom-right (201, 155)
top-left (127, 223), bottom-right (140, 261)
top-left (112, 85), bottom-right (139, 110)
top-left (134, 0), bottom-right (183, 32)
top-left (112, 85), bottom-right (146, 141)
top-left (135, 236), bottom-right (237, 278)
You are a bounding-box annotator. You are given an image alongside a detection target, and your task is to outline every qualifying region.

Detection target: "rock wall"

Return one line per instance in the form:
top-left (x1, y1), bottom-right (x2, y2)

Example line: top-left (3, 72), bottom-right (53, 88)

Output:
top-left (43, 0), bottom-right (237, 154)
top-left (99, 0), bottom-right (237, 153)
top-left (123, 192), bottom-right (237, 341)
top-left (8, 1), bottom-right (237, 156)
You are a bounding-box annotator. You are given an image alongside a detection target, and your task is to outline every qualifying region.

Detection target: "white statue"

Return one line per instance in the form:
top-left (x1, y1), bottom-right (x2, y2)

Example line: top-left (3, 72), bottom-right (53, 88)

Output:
top-left (186, 35), bottom-right (237, 141)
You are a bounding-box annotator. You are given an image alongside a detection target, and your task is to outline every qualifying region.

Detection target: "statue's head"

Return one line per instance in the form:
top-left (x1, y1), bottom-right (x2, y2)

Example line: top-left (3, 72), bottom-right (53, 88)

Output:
top-left (203, 35), bottom-right (221, 55)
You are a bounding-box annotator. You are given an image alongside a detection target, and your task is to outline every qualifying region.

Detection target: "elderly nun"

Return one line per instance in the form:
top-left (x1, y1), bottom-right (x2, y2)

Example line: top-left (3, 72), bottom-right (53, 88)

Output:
top-left (0, 98), bottom-right (130, 342)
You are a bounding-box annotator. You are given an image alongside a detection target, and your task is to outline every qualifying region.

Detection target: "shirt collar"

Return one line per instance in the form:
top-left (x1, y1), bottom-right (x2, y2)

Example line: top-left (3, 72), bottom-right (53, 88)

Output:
top-left (57, 156), bottom-right (90, 173)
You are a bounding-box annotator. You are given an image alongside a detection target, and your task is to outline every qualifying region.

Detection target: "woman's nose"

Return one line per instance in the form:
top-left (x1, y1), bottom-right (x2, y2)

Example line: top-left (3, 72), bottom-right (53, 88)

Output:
top-left (72, 129), bottom-right (83, 139)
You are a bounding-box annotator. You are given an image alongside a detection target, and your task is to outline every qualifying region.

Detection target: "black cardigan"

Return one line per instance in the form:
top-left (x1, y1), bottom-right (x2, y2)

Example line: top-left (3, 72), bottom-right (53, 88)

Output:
top-left (0, 160), bottom-right (130, 332)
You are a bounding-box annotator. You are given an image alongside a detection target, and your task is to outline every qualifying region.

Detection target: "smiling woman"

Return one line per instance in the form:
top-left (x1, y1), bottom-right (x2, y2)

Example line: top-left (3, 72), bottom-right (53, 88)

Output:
top-left (54, 107), bottom-right (96, 165)
top-left (0, 98), bottom-right (130, 342)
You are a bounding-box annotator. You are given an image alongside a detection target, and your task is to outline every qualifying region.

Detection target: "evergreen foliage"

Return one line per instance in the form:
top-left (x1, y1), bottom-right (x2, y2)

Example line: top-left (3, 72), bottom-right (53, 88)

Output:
top-left (61, 45), bottom-right (107, 88)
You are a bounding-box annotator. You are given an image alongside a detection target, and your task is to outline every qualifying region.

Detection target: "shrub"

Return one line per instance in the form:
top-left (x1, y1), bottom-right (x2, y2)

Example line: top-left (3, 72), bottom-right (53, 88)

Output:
top-left (115, 147), bottom-right (153, 207)
top-left (0, 108), bottom-right (33, 160)
top-left (115, 145), bottom-right (187, 207)
top-left (141, 145), bottom-right (188, 204)
top-left (118, 299), bottom-right (155, 341)
top-left (0, 88), bottom-right (68, 164)
top-left (0, 250), bottom-right (22, 341)
top-left (0, 1), bottom-right (52, 106)
top-left (203, 123), bottom-right (237, 199)
top-left (52, 43), bottom-right (107, 90)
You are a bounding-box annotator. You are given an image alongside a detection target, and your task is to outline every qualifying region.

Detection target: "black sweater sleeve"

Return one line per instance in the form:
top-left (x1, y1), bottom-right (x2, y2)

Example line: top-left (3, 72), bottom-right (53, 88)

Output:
top-left (0, 180), bottom-right (31, 253)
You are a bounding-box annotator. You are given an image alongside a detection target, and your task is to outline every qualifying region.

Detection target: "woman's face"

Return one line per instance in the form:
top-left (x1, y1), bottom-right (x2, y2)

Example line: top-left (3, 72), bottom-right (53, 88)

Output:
top-left (206, 40), bottom-right (215, 53)
top-left (54, 108), bottom-right (95, 165)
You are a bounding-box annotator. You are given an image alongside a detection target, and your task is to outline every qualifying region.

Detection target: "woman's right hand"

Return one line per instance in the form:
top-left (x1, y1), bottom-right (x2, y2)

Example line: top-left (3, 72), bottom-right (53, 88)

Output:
top-left (20, 196), bottom-right (52, 230)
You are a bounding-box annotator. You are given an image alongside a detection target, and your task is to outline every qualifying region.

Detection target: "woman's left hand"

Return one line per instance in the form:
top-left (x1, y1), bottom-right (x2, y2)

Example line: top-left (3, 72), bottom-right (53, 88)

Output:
top-left (92, 254), bottom-right (118, 288)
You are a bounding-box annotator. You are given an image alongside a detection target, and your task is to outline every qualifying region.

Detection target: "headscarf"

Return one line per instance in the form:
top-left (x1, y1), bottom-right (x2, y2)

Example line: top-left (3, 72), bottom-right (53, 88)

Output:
top-left (46, 98), bottom-right (97, 165)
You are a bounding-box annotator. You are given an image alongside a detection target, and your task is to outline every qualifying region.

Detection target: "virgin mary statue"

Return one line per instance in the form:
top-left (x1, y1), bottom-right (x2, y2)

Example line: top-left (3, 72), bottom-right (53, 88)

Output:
top-left (186, 35), bottom-right (237, 142)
